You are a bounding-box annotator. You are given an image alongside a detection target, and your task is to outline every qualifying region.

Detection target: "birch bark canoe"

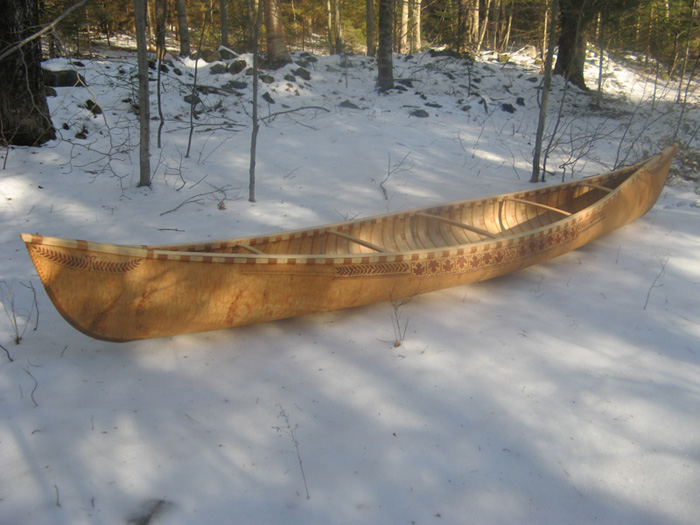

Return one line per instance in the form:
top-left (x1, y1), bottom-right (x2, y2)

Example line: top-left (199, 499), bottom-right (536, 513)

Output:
top-left (21, 146), bottom-right (676, 342)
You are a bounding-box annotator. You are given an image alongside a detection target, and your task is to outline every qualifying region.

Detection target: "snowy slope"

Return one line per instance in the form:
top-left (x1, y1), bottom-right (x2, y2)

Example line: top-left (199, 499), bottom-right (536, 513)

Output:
top-left (1, 47), bottom-right (699, 524)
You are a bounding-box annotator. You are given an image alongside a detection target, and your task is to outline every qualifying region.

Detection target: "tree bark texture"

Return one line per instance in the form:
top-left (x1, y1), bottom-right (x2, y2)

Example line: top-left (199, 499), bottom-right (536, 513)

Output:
top-left (175, 0), bottom-right (190, 56)
top-left (532, 0), bottom-right (559, 183)
top-left (410, 0), bottom-right (422, 53)
top-left (333, 0), bottom-right (343, 54)
top-left (326, 0), bottom-right (334, 52)
top-left (264, 0), bottom-right (291, 69)
top-left (554, 0), bottom-right (593, 89)
top-left (134, 0), bottom-right (151, 187)
top-left (0, 0), bottom-right (55, 146)
top-left (366, 0), bottom-right (376, 57)
top-left (400, 0), bottom-right (409, 53)
top-left (220, 0), bottom-right (229, 47)
top-left (376, 0), bottom-right (393, 91)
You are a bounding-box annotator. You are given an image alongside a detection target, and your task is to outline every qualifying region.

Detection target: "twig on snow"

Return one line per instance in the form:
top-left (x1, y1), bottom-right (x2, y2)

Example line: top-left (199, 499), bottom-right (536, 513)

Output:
top-left (273, 404), bottom-right (310, 499)
top-left (23, 366), bottom-right (39, 407)
top-left (0, 341), bottom-right (12, 362)
top-left (390, 297), bottom-right (411, 347)
top-left (159, 184), bottom-right (238, 215)
top-left (379, 152), bottom-right (412, 200)
top-left (260, 105), bottom-right (330, 123)
top-left (643, 256), bottom-right (669, 310)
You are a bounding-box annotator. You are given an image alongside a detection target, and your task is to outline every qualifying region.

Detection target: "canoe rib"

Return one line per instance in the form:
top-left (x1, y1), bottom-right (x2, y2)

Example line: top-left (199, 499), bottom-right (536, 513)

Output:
top-left (325, 230), bottom-right (386, 252)
top-left (20, 146), bottom-right (677, 341)
top-left (414, 212), bottom-right (498, 239)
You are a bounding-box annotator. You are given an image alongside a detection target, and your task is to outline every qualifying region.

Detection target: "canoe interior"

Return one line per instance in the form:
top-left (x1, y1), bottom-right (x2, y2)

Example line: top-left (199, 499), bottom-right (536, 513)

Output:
top-left (150, 165), bottom-right (638, 258)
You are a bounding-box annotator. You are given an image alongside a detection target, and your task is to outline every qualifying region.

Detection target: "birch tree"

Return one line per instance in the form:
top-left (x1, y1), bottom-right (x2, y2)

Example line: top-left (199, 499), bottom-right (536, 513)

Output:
top-left (264, 0), bottom-right (291, 69)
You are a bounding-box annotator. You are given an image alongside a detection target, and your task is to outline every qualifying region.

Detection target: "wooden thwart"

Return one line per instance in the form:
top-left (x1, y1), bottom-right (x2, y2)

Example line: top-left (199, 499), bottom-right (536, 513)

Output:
top-left (578, 182), bottom-right (614, 193)
top-left (415, 212), bottom-right (498, 239)
top-left (503, 197), bottom-right (572, 217)
top-left (236, 244), bottom-right (266, 254)
top-left (325, 230), bottom-right (385, 252)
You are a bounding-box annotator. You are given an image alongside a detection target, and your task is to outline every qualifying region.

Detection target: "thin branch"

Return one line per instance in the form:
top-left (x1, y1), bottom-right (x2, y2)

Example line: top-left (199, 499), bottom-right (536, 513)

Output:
top-left (260, 105), bottom-right (330, 122)
top-left (380, 152), bottom-right (411, 200)
top-left (159, 185), bottom-right (236, 215)
top-left (643, 256), bottom-right (669, 310)
top-left (0, 0), bottom-right (90, 62)
top-left (273, 404), bottom-right (310, 500)
top-left (186, 22), bottom-right (208, 158)
top-left (0, 341), bottom-right (12, 362)
top-left (23, 367), bottom-right (39, 407)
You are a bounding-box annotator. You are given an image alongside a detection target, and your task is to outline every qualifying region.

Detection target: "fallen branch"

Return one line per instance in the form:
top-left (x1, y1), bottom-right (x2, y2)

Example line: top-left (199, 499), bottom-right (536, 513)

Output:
top-left (159, 185), bottom-right (238, 215)
top-left (260, 105), bottom-right (330, 122)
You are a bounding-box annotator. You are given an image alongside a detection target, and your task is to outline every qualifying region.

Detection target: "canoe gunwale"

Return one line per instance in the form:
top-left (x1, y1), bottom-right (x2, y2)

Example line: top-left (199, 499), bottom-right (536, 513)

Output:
top-left (20, 146), bottom-right (672, 265)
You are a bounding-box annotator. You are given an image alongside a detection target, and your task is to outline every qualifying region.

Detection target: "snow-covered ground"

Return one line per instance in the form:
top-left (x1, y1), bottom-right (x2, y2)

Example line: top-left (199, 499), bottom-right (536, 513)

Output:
top-left (2, 46), bottom-right (700, 524)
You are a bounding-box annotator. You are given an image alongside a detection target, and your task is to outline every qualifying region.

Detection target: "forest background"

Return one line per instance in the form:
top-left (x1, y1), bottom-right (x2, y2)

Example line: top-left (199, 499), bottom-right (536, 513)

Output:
top-left (2, 2), bottom-right (700, 524)
top-left (2, 0), bottom-right (697, 184)
top-left (34, 0), bottom-right (700, 87)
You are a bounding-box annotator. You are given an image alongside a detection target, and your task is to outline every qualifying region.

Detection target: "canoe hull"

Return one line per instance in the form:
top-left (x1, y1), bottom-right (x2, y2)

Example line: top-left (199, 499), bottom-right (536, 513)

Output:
top-left (22, 146), bottom-right (675, 341)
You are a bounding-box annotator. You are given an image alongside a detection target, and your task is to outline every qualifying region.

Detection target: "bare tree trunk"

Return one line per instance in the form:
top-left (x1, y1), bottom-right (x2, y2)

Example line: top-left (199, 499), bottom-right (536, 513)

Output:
top-left (676, 0), bottom-right (697, 102)
top-left (333, 0), bottom-right (343, 54)
top-left (175, 0), bottom-right (190, 56)
top-left (134, 0), bottom-right (151, 187)
top-left (410, 0), bottom-right (421, 53)
top-left (553, 0), bottom-right (591, 90)
top-left (156, 0), bottom-right (167, 149)
top-left (531, 0), bottom-right (558, 183)
top-left (501, 0), bottom-right (512, 50)
top-left (541, 1), bottom-right (548, 59)
top-left (376, 0), bottom-right (394, 91)
top-left (146, 0), bottom-right (155, 42)
top-left (456, 0), bottom-right (467, 51)
top-left (492, 0), bottom-right (501, 50)
top-left (248, 0), bottom-right (263, 202)
top-left (264, 0), bottom-right (291, 68)
top-left (220, 0), bottom-right (229, 47)
top-left (0, 0), bottom-right (55, 146)
top-left (470, 0), bottom-right (480, 43)
top-left (366, 0), bottom-right (376, 56)
top-left (477, 0), bottom-right (491, 52)
top-left (594, 8), bottom-right (604, 108)
top-left (326, 0), bottom-right (334, 53)
top-left (400, 0), bottom-right (409, 53)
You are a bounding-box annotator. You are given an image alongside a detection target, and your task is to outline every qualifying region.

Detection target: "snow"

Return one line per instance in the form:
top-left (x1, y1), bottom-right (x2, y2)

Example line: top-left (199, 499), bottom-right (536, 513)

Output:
top-left (2, 47), bottom-right (700, 524)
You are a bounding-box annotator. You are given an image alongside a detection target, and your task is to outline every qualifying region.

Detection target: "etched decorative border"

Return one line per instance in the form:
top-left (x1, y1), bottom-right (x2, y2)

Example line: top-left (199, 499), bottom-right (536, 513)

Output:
top-left (335, 211), bottom-right (604, 279)
top-left (335, 262), bottom-right (410, 278)
top-left (31, 245), bottom-right (143, 274)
